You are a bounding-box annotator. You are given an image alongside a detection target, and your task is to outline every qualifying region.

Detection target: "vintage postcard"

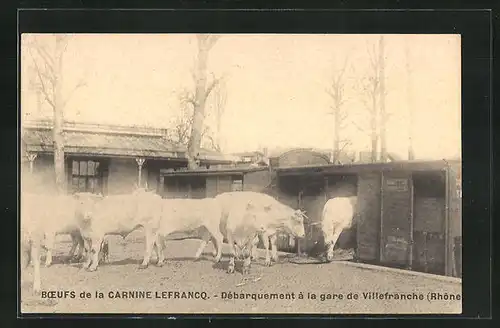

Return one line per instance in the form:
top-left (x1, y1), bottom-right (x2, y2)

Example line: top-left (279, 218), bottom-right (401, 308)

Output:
top-left (20, 33), bottom-right (462, 315)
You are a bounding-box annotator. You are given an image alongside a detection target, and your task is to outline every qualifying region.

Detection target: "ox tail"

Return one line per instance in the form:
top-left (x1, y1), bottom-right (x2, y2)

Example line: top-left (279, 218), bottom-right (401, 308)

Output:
top-left (23, 240), bottom-right (32, 269)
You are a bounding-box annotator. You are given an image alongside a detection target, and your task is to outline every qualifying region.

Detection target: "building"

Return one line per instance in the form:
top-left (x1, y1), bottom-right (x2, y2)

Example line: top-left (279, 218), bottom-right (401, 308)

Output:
top-left (21, 119), bottom-right (238, 195)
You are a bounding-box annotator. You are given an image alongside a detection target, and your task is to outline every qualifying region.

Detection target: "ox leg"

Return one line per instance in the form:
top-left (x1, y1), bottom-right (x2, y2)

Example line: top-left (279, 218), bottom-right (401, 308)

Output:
top-left (242, 253), bottom-right (252, 275)
top-left (32, 241), bottom-right (41, 294)
top-left (69, 232), bottom-right (84, 263)
top-left (82, 238), bottom-right (92, 269)
top-left (139, 230), bottom-right (156, 269)
top-left (194, 233), bottom-right (209, 261)
top-left (44, 232), bottom-right (55, 267)
top-left (205, 225), bottom-right (224, 263)
top-left (74, 233), bottom-right (85, 262)
top-left (226, 233), bottom-right (236, 274)
top-left (262, 233), bottom-right (272, 267)
top-left (67, 233), bottom-right (78, 260)
top-left (251, 235), bottom-right (260, 260)
top-left (155, 235), bottom-right (166, 267)
top-left (270, 234), bottom-right (279, 263)
top-left (325, 229), bottom-right (343, 262)
top-left (87, 237), bottom-right (103, 272)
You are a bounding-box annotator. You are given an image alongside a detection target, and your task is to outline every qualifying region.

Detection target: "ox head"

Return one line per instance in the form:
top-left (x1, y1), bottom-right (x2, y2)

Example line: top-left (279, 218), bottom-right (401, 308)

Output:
top-left (286, 209), bottom-right (307, 238)
top-left (73, 192), bottom-right (104, 221)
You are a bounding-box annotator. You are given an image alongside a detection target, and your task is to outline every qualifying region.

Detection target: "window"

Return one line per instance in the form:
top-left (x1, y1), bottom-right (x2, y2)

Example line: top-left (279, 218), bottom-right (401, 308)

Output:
top-left (70, 159), bottom-right (103, 194)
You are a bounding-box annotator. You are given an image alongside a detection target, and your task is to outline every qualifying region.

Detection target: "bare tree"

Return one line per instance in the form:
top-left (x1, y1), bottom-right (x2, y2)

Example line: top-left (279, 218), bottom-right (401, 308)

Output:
top-left (353, 37), bottom-right (391, 163)
top-left (184, 34), bottom-right (222, 169)
top-left (326, 56), bottom-right (351, 164)
top-left (25, 34), bottom-right (85, 193)
top-left (378, 35), bottom-right (388, 162)
top-left (167, 95), bottom-right (195, 146)
top-left (356, 41), bottom-right (381, 163)
top-left (166, 90), bottom-right (213, 151)
top-left (205, 80), bottom-right (227, 152)
top-left (405, 38), bottom-right (415, 160)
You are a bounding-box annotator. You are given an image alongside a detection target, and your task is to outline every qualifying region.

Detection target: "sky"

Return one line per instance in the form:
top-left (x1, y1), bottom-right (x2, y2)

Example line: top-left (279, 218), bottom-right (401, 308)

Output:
top-left (20, 34), bottom-right (461, 159)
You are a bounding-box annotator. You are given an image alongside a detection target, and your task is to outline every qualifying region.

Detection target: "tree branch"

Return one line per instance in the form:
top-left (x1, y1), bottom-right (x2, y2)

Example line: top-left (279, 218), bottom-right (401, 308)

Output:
top-left (62, 79), bottom-right (86, 109)
top-left (28, 47), bottom-right (55, 110)
top-left (33, 44), bottom-right (54, 73)
top-left (204, 72), bottom-right (226, 101)
top-left (350, 119), bottom-right (367, 132)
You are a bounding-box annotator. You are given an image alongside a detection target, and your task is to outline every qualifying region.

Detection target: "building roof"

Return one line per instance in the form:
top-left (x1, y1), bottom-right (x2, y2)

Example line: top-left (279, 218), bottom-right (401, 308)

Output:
top-left (231, 151), bottom-right (264, 158)
top-left (21, 119), bottom-right (238, 163)
top-left (276, 159), bottom-right (461, 176)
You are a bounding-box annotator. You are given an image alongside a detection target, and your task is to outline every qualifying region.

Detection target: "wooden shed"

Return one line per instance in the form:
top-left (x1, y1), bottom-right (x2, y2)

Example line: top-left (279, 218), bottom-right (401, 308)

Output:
top-left (159, 166), bottom-right (272, 198)
top-left (276, 159), bottom-right (462, 278)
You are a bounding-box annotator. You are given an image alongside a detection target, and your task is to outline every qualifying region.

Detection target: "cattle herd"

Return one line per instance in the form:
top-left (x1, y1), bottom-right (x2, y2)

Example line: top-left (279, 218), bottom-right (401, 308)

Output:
top-left (21, 189), bottom-right (357, 295)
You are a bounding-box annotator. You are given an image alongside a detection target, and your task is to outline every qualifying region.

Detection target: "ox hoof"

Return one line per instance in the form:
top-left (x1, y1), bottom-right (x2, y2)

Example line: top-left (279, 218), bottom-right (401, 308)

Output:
top-left (214, 256), bottom-right (222, 263)
top-left (227, 266), bottom-right (235, 274)
top-left (86, 266), bottom-right (98, 272)
top-left (156, 261), bottom-right (164, 267)
top-left (242, 267), bottom-right (251, 275)
top-left (71, 256), bottom-right (83, 264)
top-left (138, 264), bottom-right (149, 270)
top-left (44, 264), bottom-right (52, 268)
top-left (264, 259), bottom-right (272, 267)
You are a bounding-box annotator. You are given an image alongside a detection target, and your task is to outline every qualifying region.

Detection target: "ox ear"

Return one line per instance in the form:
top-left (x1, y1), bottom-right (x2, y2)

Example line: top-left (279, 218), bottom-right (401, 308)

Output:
top-left (246, 202), bottom-right (255, 210)
top-left (295, 209), bottom-right (307, 220)
top-left (263, 205), bottom-right (272, 212)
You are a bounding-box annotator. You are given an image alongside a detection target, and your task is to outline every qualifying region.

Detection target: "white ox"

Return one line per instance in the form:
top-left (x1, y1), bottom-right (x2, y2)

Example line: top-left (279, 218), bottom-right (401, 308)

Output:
top-left (22, 192), bottom-right (103, 267)
top-left (204, 191), bottom-right (306, 274)
top-left (320, 196), bottom-right (357, 262)
top-left (152, 198), bottom-right (224, 267)
top-left (79, 188), bottom-right (163, 272)
top-left (21, 193), bottom-right (43, 294)
top-left (20, 192), bottom-right (102, 293)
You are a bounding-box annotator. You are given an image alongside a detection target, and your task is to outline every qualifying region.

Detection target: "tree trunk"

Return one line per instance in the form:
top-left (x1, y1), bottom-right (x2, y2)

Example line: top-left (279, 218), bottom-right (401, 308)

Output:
top-left (370, 88), bottom-right (378, 163)
top-left (379, 36), bottom-right (387, 162)
top-left (187, 40), bottom-right (210, 170)
top-left (333, 101), bottom-right (341, 163)
top-left (405, 38), bottom-right (415, 160)
top-left (53, 37), bottom-right (66, 194)
top-left (53, 108), bottom-right (66, 194)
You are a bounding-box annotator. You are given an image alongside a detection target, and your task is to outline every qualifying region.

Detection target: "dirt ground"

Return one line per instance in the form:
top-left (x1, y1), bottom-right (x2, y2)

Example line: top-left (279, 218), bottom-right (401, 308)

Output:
top-left (20, 231), bottom-right (462, 315)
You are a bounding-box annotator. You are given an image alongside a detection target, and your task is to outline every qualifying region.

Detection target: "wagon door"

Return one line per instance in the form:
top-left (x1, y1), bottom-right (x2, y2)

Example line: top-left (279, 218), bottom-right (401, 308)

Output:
top-left (380, 172), bottom-right (413, 268)
top-left (356, 173), bottom-right (382, 262)
top-left (448, 163), bottom-right (462, 277)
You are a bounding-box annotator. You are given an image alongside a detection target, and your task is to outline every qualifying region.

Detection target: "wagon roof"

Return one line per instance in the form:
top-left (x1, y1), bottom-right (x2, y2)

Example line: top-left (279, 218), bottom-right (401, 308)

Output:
top-left (276, 159), bottom-right (462, 175)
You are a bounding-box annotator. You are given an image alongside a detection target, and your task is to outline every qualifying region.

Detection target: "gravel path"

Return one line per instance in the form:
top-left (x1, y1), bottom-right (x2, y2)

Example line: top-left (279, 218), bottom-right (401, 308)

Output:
top-left (20, 232), bottom-right (462, 314)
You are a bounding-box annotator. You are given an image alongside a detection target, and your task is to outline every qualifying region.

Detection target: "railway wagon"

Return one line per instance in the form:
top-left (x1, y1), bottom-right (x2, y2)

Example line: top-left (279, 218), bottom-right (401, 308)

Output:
top-left (275, 159), bottom-right (462, 278)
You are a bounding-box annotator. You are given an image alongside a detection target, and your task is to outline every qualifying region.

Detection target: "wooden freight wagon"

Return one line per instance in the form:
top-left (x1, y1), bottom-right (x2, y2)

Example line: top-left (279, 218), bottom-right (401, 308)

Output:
top-left (276, 159), bottom-right (462, 278)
